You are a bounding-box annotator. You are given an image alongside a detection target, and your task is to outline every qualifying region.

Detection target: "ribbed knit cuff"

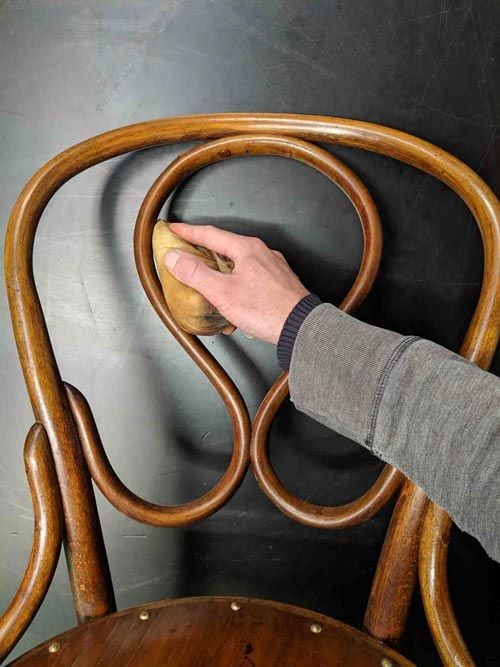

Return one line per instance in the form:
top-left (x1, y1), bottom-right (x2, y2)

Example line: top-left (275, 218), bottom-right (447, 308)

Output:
top-left (277, 293), bottom-right (322, 370)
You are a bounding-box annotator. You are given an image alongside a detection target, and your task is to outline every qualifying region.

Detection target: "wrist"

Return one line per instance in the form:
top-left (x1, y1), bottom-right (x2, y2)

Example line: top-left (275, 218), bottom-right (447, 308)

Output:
top-left (277, 293), bottom-right (322, 370)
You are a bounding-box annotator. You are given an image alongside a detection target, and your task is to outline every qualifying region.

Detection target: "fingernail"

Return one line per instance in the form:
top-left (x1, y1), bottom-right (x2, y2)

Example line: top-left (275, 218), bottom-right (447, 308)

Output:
top-left (164, 250), bottom-right (180, 270)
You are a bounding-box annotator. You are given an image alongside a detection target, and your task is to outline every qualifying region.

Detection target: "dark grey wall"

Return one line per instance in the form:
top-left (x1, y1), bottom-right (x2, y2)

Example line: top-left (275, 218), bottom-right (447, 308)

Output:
top-left (1, 1), bottom-right (498, 664)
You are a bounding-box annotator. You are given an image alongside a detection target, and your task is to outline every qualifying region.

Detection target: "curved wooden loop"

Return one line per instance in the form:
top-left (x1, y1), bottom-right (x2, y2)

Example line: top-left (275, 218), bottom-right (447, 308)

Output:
top-left (0, 425), bottom-right (63, 662)
top-left (132, 132), bottom-right (400, 528)
top-left (251, 373), bottom-right (404, 528)
top-left (419, 505), bottom-right (475, 666)
top-left (65, 382), bottom-right (248, 526)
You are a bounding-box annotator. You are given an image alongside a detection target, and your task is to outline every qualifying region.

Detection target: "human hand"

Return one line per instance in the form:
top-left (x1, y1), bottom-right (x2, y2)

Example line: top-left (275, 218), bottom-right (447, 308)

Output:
top-left (163, 223), bottom-right (309, 344)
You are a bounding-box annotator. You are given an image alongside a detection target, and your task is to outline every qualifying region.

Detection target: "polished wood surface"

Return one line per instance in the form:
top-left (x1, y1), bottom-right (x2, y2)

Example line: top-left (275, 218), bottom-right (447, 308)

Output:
top-left (65, 381), bottom-right (249, 526)
top-left (4, 114), bottom-right (499, 662)
top-left (0, 426), bottom-right (63, 662)
top-left (364, 481), bottom-right (429, 643)
top-left (251, 372), bottom-right (404, 529)
top-left (419, 504), bottom-right (475, 666)
top-left (10, 597), bottom-right (414, 666)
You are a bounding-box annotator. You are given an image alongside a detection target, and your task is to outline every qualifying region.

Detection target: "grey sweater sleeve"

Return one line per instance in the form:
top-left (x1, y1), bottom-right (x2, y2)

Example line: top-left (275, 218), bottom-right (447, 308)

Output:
top-left (289, 303), bottom-right (500, 561)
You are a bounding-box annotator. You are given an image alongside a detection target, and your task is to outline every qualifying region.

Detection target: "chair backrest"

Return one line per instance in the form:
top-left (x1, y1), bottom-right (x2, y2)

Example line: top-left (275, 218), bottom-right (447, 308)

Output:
top-left (2, 114), bottom-right (499, 666)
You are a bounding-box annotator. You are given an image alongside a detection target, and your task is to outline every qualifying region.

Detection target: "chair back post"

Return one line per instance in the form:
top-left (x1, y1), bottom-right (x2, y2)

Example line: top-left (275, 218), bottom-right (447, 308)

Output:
top-left (5, 172), bottom-right (116, 622)
top-left (363, 137), bottom-right (500, 646)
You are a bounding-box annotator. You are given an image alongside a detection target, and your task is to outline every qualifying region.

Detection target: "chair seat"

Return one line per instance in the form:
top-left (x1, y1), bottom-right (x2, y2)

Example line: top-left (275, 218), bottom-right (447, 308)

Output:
top-left (10, 596), bottom-right (413, 666)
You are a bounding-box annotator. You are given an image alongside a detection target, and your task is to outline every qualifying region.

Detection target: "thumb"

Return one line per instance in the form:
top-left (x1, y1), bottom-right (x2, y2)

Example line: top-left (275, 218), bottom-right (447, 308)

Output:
top-left (163, 249), bottom-right (224, 299)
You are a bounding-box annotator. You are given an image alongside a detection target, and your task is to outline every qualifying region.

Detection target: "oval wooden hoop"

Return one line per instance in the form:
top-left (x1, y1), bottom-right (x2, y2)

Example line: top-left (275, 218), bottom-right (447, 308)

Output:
top-left (5, 114), bottom-right (499, 663)
top-left (133, 133), bottom-right (403, 529)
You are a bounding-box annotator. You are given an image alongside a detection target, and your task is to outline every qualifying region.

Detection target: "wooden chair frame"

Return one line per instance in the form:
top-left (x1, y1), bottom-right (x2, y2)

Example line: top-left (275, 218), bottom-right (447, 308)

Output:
top-left (1, 114), bottom-right (499, 665)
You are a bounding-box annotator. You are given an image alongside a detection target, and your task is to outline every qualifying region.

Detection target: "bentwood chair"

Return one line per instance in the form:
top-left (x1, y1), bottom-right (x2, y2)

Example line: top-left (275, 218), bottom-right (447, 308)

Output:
top-left (1, 114), bottom-right (499, 666)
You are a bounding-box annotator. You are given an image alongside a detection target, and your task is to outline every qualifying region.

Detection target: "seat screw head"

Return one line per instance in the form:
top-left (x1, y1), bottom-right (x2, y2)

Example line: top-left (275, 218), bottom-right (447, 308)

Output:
top-left (381, 659), bottom-right (393, 667)
top-left (48, 642), bottom-right (60, 653)
top-left (310, 623), bottom-right (322, 634)
top-left (230, 601), bottom-right (241, 611)
top-left (139, 610), bottom-right (150, 620)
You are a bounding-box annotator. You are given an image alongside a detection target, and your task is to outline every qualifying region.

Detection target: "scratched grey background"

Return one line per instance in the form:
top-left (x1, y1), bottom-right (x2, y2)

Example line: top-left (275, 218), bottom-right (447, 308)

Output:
top-left (0, 1), bottom-right (499, 664)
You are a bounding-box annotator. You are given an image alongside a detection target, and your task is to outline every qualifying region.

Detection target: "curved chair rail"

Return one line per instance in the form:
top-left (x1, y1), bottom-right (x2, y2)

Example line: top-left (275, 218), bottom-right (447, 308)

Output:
top-left (0, 425), bottom-right (63, 662)
top-left (4, 114), bottom-right (500, 663)
top-left (65, 381), bottom-right (249, 527)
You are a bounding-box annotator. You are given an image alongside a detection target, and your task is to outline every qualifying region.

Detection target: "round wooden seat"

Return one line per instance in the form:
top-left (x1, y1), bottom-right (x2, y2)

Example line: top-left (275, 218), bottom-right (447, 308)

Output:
top-left (11, 597), bottom-right (413, 666)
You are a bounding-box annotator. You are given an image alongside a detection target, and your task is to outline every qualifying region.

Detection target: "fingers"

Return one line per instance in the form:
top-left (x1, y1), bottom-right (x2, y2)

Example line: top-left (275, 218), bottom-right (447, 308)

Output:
top-left (170, 223), bottom-right (253, 260)
top-left (164, 249), bottom-right (225, 297)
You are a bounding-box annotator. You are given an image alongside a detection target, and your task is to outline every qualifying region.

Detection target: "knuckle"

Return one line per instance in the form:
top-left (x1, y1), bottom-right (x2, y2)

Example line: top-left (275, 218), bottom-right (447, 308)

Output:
top-left (247, 237), bottom-right (265, 252)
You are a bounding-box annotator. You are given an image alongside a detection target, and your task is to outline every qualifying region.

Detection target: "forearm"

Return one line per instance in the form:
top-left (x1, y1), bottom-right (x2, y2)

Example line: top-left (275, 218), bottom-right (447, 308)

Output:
top-left (287, 304), bottom-right (500, 561)
top-left (160, 223), bottom-right (499, 560)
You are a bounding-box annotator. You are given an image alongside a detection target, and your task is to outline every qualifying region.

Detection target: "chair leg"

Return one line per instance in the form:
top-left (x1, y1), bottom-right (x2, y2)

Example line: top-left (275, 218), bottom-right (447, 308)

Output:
top-left (419, 504), bottom-right (475, 667)
top-left (364, 481), bottom-right (429, 644)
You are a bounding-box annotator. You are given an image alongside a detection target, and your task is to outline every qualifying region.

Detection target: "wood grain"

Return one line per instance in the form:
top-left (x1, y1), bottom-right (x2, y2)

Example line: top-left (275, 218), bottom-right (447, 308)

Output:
top-left (364, 481), bottom-right (429, 643)
top-left (9, 597), bottom-right (414, 666)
